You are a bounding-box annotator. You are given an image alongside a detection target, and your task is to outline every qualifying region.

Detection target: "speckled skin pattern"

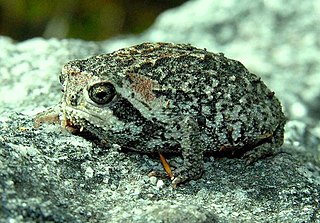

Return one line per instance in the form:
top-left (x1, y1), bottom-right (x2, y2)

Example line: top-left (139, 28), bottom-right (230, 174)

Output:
top-left (37, 42), bottom-right (286, 187)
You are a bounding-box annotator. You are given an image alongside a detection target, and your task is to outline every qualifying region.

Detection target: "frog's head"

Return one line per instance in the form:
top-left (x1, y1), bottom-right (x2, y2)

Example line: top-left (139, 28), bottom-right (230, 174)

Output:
top-left (58, 56), bottom-right (165, 142)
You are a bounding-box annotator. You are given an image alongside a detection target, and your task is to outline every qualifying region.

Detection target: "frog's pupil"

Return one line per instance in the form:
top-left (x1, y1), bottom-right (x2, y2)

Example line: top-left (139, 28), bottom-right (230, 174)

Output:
top-left (96, 91), bottom-right (107, 99)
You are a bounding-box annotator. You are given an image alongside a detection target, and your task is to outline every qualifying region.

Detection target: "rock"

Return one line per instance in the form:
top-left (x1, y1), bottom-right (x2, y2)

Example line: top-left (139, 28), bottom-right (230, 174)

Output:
top-left (0, 0), bottom-right (319, 222)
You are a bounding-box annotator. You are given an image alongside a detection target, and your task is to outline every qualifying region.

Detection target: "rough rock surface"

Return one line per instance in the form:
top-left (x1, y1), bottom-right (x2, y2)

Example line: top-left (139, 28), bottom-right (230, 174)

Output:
top-left (1, 0), bottom-right (320, 222)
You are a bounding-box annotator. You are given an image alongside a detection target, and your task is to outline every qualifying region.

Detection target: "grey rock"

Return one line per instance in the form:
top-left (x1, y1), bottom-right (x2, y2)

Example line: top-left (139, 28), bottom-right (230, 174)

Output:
top-left (1, 0), bottom-right (320, 222)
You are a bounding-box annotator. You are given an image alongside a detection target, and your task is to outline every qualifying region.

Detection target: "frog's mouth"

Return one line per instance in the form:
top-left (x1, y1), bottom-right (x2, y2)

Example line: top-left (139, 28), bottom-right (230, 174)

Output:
top-left (60, 106), bottom-right (109, 147)
top-left (60, 105), bottom-right (105, 134)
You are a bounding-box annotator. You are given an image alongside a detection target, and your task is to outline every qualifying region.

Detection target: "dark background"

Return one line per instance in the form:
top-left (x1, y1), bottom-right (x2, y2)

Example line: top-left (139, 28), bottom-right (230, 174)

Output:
top-left (0, 0), bottom-right (187, 41)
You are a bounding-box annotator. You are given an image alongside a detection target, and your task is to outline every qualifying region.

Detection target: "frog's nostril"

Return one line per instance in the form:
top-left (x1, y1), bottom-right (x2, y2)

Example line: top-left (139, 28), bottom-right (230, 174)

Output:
top-left (69, 94), bottom-right (78, 106)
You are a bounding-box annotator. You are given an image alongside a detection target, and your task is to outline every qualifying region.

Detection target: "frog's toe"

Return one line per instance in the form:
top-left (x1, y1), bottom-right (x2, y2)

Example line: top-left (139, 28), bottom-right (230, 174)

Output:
top-left (148, 170), bottom-right (170, 179)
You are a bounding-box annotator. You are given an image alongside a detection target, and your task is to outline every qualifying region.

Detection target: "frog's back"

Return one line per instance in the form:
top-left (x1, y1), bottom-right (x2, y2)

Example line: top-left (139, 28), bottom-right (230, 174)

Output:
top-left (66, 42), bottom-right (285, 154)
top-left (123, 43), bottom-right (285, 153)
top-left (109, 43), bottom-right (285, 153)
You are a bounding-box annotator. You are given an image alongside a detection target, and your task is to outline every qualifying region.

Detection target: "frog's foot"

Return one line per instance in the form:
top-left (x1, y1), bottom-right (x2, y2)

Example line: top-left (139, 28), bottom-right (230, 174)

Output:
top-left (149, 167), bottom-right (203, 189)
top-left (171, 166), bottom-right (203, 189)
top-left (148, 155), bottom-right (204, 188)
top-left (148, 170), bottom-right (171, 179)
top-left (242, 143), bottom-right (275, 165)
top-left (148, 153), bottom-right (174, 180)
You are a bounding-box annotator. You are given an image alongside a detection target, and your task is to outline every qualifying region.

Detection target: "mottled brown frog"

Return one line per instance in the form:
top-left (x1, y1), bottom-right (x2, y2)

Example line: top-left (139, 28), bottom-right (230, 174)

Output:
top-left (35, 42), bottom-right (286, 187)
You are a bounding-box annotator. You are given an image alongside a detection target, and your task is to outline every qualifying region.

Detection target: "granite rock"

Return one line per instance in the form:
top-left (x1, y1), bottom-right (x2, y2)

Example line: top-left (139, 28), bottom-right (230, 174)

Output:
top-left (1, 0), bottom-right (320, 222)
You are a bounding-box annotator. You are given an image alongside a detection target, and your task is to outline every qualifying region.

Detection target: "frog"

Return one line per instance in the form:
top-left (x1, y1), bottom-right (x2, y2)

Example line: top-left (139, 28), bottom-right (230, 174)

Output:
top-left (35, 42), bottom-right (286, 188)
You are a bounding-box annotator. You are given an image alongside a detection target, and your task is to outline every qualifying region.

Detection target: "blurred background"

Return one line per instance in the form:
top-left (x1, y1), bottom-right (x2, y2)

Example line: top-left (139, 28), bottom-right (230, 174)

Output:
top-left (0, 0), bottom-right (187, 41)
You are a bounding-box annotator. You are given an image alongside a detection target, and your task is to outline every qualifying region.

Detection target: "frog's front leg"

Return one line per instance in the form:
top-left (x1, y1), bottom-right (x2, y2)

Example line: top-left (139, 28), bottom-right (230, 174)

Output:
top-left (171, 116), bottom-right (204, 188)
top-left (34, 105), bottom-right (80, 133)
top-left (34, 106), bottom-right (61, 128)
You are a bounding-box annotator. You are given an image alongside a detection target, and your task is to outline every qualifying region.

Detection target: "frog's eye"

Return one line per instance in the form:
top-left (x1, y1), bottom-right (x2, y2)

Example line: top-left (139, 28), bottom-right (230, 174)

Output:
top-left (88, 82), bottom-right (116, 105)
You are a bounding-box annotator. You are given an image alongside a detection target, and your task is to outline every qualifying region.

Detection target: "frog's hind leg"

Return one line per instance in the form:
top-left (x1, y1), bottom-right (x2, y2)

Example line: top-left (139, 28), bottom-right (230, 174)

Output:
top-left (242, 142), bottom-right (275, 165)
top-left (243, 122), bottom-right (285, 165)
